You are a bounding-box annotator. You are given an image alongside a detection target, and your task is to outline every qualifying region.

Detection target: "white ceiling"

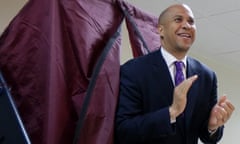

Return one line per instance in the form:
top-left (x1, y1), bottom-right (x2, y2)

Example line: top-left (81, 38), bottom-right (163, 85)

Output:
top-left (127, 0), bottom-right (240, 72)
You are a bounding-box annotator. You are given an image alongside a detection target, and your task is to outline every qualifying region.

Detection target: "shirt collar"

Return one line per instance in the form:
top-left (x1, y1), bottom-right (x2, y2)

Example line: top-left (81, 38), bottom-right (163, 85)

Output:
top-left (161, 47), bottom-right (187, 67)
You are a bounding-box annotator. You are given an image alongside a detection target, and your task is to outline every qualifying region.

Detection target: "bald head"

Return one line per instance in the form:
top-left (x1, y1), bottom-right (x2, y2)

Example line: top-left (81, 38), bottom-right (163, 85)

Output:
top-left (158, 4), bottom-right (194, 25)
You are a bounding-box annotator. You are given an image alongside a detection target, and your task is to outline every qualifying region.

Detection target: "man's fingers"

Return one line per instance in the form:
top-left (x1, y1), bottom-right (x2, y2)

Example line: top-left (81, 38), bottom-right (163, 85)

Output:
top-left (218, 95), bottom-right (227, 105)
top-left (187, 75), bottom-right (198, 84)
top-left (214, 97), bottom-right (235, 125)
top-left (220, 100), bottom-right (235, 121)
top-left (180, 75), bottom-right (198, 92)
top-left (218, 96), bottom-right (235, 116)
top-left (225, 100), bottom-right (235, 111)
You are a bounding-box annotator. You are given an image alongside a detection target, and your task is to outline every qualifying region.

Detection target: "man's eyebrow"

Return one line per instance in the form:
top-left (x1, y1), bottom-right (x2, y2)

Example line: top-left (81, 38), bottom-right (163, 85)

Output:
top-left (173, 15), bottom-right (194, 20)
top-left (173, 15), bottom-right (183, 18)
top-left (172, 15), bottom-right (183, 19)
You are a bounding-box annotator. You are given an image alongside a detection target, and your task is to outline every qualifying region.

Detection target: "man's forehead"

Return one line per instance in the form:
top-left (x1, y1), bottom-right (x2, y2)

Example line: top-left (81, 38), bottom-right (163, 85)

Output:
top-left (167, 4), bottom-right (194, 18)
top-left (158, 4), bottom-right (194, 25)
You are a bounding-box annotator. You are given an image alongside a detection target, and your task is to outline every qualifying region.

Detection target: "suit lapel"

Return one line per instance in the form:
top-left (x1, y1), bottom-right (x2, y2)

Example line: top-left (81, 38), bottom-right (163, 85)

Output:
top-left (151, 49), bottom-right (175, 104)
top-left (185, 58), bottom-right (200, 133)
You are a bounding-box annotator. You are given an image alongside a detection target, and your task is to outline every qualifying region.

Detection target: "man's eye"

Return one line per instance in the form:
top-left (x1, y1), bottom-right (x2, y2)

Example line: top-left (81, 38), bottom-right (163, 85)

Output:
top-left (175, 18), bottom-right (182, 22)
top-left (188, 19), bottom-right (194, 25)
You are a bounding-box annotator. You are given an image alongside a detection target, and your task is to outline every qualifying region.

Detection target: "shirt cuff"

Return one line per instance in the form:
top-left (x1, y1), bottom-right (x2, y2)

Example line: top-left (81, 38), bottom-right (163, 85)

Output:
top-left (170, 117), bottom-right (176, 123)
top-left (208, 128), bottom-right (217, 136)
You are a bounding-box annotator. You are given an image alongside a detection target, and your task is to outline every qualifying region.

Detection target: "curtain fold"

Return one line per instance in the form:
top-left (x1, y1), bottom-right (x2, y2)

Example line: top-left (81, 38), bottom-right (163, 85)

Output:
top-left (0, 0), bottom-right (160, 143)
top-left (121, 0), bottom-right (160, 57)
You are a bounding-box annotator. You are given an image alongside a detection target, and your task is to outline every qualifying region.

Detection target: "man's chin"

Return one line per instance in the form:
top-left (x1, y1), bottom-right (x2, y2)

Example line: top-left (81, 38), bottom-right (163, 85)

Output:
top-left (179, 45), bottom-right (191, 52)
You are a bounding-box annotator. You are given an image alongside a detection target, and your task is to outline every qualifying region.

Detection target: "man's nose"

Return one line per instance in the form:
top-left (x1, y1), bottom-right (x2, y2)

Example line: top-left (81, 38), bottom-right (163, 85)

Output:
top-left (182, 22), bottom-right (191, 29)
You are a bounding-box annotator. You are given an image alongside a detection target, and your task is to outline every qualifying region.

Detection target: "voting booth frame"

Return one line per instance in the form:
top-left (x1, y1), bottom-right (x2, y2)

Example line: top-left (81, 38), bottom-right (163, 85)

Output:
top-left (0, 71), bottom-right (31, 144)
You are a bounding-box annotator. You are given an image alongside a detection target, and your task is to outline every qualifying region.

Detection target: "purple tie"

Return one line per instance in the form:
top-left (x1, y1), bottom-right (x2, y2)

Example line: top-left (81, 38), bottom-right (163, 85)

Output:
top-left (174, 61), bottom-right (184, 86)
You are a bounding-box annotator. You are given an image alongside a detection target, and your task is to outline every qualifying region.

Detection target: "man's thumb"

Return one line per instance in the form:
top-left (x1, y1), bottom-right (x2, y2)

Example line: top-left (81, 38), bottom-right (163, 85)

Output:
top-left (218, 95), bottom-right (227, 105)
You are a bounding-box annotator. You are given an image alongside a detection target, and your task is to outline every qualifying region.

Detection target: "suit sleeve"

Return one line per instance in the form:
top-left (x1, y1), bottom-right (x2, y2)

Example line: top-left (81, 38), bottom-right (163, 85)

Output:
top-left (115, 63), bottom-right (175, 143)
top-left (199, 72), bottom-right (224, 143)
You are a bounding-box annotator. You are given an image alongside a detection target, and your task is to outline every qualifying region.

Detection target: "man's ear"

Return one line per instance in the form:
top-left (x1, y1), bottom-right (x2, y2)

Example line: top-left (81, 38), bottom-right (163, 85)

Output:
top-left (157, 25), bottom-right (164, 39)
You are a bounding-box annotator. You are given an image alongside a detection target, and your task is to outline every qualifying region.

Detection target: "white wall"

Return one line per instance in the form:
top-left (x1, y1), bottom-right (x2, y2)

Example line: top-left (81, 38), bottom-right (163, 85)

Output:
top-left (189, 52), bottom-right (240, 144)
top-left (0, 0), bottom-right (27, 33)
top-left (1, 1), bottom-right (238, 144)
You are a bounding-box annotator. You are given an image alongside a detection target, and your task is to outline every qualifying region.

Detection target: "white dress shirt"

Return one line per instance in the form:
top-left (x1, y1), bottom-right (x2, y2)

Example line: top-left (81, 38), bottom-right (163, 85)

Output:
top-left (161, 47), bottom-right (187, 86)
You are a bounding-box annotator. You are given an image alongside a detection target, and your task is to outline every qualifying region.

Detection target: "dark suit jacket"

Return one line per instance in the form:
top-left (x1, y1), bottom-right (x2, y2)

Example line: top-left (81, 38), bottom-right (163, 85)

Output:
top-left (115, 49), bottom-right (224, 144)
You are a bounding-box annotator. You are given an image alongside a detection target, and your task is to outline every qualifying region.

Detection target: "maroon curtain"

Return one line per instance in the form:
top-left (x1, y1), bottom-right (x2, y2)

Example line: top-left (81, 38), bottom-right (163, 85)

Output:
top-left (0, 0), bottom-right (123, 144)
top-left (121, 1), bottom-right (160, 57)
top-left (0, 0), bottom-right (160, 144)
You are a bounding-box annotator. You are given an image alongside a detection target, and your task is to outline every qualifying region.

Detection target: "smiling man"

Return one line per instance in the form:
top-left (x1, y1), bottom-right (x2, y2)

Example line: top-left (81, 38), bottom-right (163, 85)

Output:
top-left (158, 4), bottom-right (195, 59)
top-left (115, 4), bottom-right (235, 144)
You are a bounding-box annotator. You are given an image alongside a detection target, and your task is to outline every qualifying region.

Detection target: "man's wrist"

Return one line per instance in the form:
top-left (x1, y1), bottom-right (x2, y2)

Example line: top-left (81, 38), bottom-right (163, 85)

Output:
top-left (208, 128), bottom-right (218, 136)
